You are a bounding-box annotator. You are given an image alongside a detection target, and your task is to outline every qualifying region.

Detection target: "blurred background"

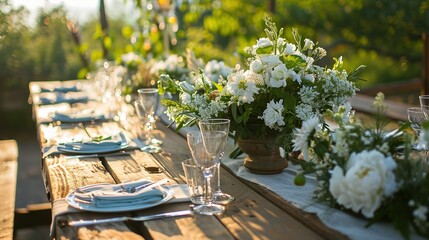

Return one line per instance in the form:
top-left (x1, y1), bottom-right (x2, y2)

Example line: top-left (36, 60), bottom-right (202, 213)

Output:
top-left (1, 0), bottom-right (428, 237)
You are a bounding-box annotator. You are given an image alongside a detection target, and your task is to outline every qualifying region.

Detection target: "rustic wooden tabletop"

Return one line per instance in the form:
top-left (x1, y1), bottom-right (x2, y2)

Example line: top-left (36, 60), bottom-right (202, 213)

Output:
top-left (29, 80), bottom-right (346, 240)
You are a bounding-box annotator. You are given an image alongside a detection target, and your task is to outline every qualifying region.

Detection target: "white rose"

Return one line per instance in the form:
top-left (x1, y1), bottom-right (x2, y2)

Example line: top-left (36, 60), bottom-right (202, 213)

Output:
top-left (284, 43), bottom-right (297, 55)
top-left (303, 38), bottom-right (315, 51)
top-left (250, 59), bottom-right (264, 73)
top-left (329, 150), bottom-right (398, 218)
top-left (271, 64), bottom-right (287, 80)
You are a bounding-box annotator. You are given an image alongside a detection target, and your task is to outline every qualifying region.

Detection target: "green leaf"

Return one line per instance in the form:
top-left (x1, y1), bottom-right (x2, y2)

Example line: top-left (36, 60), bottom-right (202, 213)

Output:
top-left (283, 93), bottom-right (297, 110)
top-left (231, 103), bottom-right (238, 122)
top-left (281, 54), bottom-right (306, 69)
top-left (256, 45), bottom-right (273, 54)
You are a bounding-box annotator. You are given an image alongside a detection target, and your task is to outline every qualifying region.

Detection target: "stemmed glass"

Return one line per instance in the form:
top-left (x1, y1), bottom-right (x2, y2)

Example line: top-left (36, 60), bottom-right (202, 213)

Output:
top-left (187, 131), bottom-right (224, 215)
top-left (198, 119), bottom-right (234, 204)
top-left (407, 107), bottom-right (426, 150)
top-left (136, 88), bottom-right (162, 153)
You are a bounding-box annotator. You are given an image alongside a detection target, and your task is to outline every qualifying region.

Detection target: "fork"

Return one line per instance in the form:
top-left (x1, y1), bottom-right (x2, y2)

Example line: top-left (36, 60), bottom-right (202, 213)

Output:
top-left (119, 178), bottom-right (169, 193)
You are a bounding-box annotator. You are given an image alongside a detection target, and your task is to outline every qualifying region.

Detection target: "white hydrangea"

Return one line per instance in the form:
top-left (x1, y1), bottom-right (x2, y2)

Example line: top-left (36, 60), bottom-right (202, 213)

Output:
top-left (260, 99), bottom-right (285, 129)
top-left (329, 150), bottom-right (398, 218)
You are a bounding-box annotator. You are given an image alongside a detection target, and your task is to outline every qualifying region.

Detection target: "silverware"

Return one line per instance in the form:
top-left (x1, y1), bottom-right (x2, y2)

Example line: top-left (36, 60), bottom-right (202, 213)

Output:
top-left (120, 178), bottom-right (169, 193)
top-left (67, 210), bottom-right (193, 227)
top-left (63, 151), bottom-right (133, 159)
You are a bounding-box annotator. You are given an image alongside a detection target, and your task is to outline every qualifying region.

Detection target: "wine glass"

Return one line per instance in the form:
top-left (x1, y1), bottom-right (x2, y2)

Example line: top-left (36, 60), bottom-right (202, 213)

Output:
top-left (187, 131), bottom-right (224, 215)
top-left (419, 95), bottom-right (429, 120)
top-left (136, 88), bottom-right (162, 153)
top-left (198, 119), bottom-right (234, 204)
top-left (407, 107), bottom-right (426, 150)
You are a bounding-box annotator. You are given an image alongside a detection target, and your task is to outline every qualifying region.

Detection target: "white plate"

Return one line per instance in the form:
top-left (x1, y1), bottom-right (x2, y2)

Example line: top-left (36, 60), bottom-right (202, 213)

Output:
top-left (65, 186), bottom-right (174, 212)
top-left (57, 144), bottom-right (129, 154)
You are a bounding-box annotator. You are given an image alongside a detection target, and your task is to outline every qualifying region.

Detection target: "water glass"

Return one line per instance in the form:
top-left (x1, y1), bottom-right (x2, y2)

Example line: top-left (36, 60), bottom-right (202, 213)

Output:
top-left (182, 158), bottom-right (217, 205)
top-left (187, 131), bottom-right (224, 215)
top-left (198, 119), bottom-right (234, 204)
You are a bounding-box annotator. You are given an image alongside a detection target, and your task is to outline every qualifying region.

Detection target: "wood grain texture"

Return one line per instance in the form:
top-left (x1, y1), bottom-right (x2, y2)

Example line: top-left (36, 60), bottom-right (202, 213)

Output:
top-left (103, 152), bottom-right (166, 183)
top-left (0, 140), bottom-right (18, 240)
top-left (154, 125), bottom-right (328, 240)
top-left (44, 156), bottom-right (115, 200)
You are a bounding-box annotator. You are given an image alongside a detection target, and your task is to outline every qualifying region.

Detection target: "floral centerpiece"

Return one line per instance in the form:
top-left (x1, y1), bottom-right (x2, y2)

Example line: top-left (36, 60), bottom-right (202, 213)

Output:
top-left (292, 92), bottom-right (429, 239)
top-left (158, 16), bottom-right (364, 173)
top-left (150, 54), bottom-right (190, 82)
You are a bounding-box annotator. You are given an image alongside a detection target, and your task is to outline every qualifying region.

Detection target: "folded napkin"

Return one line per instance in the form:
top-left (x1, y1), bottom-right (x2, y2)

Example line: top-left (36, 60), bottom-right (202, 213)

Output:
top-left (73, 179), bottom-right (167, 208)
top-left (36, 92), bottom-right (89, 105)
top-left (52, 112), bottom-right (106, 123)
top-left (58, 139), bottom-right (124, 152)
top-left (41, 86), bottom-right (80, 93)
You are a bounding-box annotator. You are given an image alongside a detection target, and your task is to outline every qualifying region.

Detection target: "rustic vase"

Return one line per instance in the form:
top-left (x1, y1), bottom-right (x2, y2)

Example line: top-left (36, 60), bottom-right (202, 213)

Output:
top-left (237, 130), bottom-right (289, 174)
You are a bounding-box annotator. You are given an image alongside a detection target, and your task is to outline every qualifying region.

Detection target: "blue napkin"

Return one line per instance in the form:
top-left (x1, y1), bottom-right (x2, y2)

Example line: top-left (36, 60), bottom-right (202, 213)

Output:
top-left (73, 179), bottom-right (165, 208)
top-left (58, 140), bottom-right (124, 152)
top-left (41, 86), bottom-right (79, 93)
top-left (38, 94), bottom-right (89, 105)
top-left (52, 112), bottom-right (106, 123)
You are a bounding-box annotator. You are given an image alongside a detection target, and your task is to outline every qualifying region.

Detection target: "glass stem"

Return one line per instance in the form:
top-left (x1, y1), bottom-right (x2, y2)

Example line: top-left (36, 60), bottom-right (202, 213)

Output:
top-left (203, 168), bottom-right (213, 205)
top-left (215, 162), bottom-right (221, 193)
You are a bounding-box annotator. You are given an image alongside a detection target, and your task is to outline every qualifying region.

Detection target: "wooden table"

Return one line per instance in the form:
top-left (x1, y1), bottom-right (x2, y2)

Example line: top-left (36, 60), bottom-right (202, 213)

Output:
top-left (29, 80), bottom-right (346, 240)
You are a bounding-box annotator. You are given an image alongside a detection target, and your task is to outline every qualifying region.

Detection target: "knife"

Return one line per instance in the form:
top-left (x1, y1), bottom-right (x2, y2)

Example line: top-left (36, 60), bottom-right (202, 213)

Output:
top-left (68, 209), bottom-right (193, 227)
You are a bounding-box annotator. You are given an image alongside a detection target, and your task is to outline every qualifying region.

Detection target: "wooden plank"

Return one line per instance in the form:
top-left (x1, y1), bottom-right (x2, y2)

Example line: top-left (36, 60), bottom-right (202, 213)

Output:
top-left (154, 124), bottom-right (328, 240)
top-left (44, 156), bottom-right (115, 201)
top-left (351, 94), bottom-right (413, 121)
top-left (0, 140), bottom-right (18, 240)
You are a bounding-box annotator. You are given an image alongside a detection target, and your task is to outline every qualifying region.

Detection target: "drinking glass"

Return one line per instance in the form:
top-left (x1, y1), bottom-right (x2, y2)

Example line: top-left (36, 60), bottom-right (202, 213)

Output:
top-left (407, 107), bottom-right (426, 149)
top-left (419, 95), bottom-right (429, 120)
top-left (198, 119), bottom-right (234, 204)
top-left (136, 88), bottom-right (162, 153)
top-left (187, 131), bottom-right (224, 215)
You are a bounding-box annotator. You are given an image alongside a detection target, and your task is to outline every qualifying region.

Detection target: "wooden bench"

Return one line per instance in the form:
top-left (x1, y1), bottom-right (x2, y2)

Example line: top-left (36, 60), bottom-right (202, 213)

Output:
top-left (0, 140), bottom-right (18, 240)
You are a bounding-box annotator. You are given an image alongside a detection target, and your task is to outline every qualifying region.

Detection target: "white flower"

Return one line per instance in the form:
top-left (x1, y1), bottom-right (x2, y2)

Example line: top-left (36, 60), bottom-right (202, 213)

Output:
top-left (180, 92), bottom-right (191, 104)
top-left (260, 99), bottom-right (285, 129)
top-left (121, 52), bottom-right (142, 64)
top-left (250, 59), bottom-right (264, 73)
top-left (303, 73), bottom-right (315, 82)
top-left (254, 37), bottom-right (272, 49)
top-left (292, 116), bottom-right (320, 160)
top-left (268, 64), bottom-right (288, 88)
top-left (244, 70), bottom-right (264, 86)
top-left (226, 70), bottom-right (259, 104)
top-left (303, 38), bottom-right (315, 51)
top-left (179, 81), bottom-right (195, 93)
top-left (279, 147), bottom-right (286, 158)
top-left (413, 205), bottom-right (428, 221)
top-left (329, 150), bottom-right (397, 218)
top-left (204, 60), bottom-right (232, 82)
top-left (261, 55), bottom-right (281, 68)
top-left (284, 43), bottom-right (297, 55)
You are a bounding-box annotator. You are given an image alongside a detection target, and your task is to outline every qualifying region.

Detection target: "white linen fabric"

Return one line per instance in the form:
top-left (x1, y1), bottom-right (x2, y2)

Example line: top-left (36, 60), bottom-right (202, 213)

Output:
top-left (159, 114), bottom-right (424, 240)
